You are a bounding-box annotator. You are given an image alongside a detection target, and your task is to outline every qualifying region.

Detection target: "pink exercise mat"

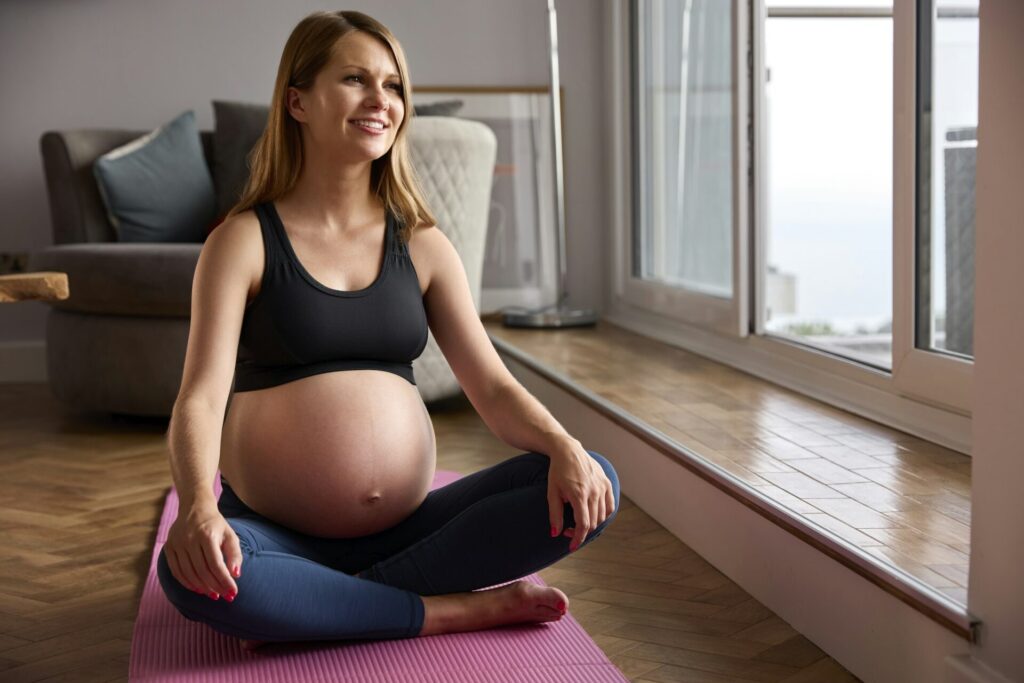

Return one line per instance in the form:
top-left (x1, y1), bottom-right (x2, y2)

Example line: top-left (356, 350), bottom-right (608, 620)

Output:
top-left (129, 470), bottom-right (629, 682)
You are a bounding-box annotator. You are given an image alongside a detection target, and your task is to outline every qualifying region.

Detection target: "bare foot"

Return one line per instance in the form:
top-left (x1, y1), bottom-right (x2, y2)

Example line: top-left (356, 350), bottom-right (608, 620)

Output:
top-left (418, 580), bottom-right (569, 637)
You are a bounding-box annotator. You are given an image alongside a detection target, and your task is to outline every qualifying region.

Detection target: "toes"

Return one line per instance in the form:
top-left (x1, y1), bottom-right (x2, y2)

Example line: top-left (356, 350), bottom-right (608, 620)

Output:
top-left (538, 604), bottom-right (564, 621)
top-left (544, 596), bottom-right (568, 615)
top-left (540, 606), bottom-right (565, 622)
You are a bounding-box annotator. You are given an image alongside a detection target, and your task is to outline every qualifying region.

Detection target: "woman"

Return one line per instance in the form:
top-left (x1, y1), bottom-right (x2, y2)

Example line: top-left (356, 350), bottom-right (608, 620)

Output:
top-left (156, 9), bottom-right (620, 648)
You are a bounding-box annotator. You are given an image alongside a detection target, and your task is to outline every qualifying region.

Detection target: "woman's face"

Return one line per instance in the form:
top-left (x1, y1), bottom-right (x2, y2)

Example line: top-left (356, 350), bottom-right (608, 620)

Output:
top-left (288, 31), bottom-right (405, 162)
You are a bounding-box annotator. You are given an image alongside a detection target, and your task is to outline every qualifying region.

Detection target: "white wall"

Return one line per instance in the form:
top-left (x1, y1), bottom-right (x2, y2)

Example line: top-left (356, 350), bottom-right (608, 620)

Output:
top-left (0, 0), bottom-right (608, 373)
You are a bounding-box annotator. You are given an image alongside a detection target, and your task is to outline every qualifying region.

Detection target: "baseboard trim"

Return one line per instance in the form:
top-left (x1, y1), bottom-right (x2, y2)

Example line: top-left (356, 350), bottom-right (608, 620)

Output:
top-left (0, 339), bottom-right (46, 383)
top-left (945, 655), bottom-right (1016, 683)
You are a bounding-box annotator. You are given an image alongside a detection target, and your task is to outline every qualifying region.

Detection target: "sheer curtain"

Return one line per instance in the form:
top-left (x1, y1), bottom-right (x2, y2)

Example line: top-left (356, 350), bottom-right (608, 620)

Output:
top-left (636, 0), bottom-right (733, 298)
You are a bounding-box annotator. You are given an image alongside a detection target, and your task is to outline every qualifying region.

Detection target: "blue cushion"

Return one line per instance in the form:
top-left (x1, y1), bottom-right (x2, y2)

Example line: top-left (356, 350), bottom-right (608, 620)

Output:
top-left (92, 110), bottom-right (216, 243)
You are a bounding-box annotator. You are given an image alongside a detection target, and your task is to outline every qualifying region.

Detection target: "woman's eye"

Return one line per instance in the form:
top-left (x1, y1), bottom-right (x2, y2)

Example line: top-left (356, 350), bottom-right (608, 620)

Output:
top-left (346, 75), bottom-right (402, 92)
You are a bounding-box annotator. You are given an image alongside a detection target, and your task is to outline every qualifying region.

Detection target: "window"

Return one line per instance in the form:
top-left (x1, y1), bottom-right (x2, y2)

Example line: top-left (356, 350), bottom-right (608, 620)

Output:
top-left (915, 0), bottom-right (978, 361)
top-left (892, 0), bottom-right (976, 412)
top-left (624, 0), bottom-right (748, 338)
top-left (633, 0), bottom-right (734, 300)
top-left (762, 2), bottom-right (894, 370)
top-left (610, 0), bottom-right (977, 445)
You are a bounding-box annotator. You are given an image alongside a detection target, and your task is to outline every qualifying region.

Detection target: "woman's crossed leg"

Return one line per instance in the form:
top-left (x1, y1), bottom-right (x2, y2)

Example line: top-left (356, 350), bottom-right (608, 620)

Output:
top-left (155, 449), bottom-right (620, 645)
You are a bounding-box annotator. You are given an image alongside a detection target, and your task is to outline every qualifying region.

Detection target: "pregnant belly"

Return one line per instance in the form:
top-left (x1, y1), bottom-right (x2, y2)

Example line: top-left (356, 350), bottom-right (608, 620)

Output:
top-left (220, 370), bottom-right (437, 538)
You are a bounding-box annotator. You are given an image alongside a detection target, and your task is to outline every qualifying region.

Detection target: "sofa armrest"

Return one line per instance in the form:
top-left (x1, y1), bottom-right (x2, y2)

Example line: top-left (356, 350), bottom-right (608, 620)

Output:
top-left (26, 242), bottom-right (200, 317)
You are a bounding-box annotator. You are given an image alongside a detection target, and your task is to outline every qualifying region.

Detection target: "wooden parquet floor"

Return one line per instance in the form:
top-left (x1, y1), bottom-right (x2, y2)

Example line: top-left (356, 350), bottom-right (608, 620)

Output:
top-left (0, 382), bottom-right (859, 682)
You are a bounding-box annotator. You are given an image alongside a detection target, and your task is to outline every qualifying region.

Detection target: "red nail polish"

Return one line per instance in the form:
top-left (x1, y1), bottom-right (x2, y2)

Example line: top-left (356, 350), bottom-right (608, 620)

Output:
top-left (557, 600), bottom-right (565, 611)
top-left (551, 526), bottom-right (557, 537)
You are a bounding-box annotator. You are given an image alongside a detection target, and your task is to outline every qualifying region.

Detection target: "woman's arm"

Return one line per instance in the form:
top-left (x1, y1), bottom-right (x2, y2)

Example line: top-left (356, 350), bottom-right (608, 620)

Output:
top-left (412, 222), bottom-right (611, 551)
top-left (413, 225), bottom-right (580, 456)
top-left (478, 380), bottom-right (580, 458)
top-left (166, 398), bottom-right (224, 511)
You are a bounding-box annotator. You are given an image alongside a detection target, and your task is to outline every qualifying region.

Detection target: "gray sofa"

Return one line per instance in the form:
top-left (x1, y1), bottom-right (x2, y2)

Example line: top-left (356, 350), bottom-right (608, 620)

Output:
top-left (29, 116), bottom-right (498, 417)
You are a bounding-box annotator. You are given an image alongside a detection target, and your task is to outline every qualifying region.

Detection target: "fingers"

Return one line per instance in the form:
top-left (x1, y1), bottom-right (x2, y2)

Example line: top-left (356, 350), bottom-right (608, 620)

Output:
top-left (225, 530), bottom-right (243, 581)
top-left (547, 483), bottom-right (565, 537)
top-left (170, 547), bottom-right (203, 594)
top-left (567, 483), bottom-right (615, 552)
top-left (549, 470), bottom-right (615, 553)
top-left (201, 536), bottom-right (239, 599)
top-left (571, 495), bottom-right (591, 552)
top-left (185, 547), bottom-right (213, 595)
top-left (170, 538), bottom-right (240, 600)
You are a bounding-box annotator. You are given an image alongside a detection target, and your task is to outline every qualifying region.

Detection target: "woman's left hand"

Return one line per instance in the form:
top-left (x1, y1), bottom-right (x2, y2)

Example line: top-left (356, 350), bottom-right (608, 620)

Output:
top-left (546, 439), bottom-right (615, 552)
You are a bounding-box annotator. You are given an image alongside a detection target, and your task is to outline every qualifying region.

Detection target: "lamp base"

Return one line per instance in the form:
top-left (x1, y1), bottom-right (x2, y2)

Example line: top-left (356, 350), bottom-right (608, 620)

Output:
top-left (501, 304), bottom-right (598, 328)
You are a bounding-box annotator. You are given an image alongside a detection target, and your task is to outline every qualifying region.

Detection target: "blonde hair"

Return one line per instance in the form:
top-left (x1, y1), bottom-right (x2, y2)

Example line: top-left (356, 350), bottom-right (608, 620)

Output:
top-left (225, 10), bottom-right (437, 245)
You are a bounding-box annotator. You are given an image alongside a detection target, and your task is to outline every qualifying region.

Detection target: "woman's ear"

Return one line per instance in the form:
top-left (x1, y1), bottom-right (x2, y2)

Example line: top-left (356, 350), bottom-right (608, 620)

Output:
top-left (285, 87), bottom-right (307, 124)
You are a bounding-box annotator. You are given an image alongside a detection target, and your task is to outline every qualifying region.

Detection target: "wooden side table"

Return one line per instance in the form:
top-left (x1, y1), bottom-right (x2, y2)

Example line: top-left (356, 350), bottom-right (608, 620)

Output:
top-left (0, 272), bottom-right (69, 303)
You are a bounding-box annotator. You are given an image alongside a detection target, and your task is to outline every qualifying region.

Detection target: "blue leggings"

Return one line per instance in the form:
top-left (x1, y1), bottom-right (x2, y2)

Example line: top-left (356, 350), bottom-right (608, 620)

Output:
top-left (156, 449), bottom-right (620, 643)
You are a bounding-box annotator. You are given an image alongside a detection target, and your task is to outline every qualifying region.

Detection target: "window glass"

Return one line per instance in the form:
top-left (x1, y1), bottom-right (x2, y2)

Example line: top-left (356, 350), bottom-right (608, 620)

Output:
top-left (633, 0), bottom-right (734, 298)
top-left (916, 0), bottom-right (978, 359)
top-left (763, 12), bottom-right (894, 369)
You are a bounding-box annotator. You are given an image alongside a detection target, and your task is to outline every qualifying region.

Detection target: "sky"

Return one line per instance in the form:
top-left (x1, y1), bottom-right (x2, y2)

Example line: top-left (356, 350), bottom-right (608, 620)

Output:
top-left (764, 12), bottom-right (979, 329)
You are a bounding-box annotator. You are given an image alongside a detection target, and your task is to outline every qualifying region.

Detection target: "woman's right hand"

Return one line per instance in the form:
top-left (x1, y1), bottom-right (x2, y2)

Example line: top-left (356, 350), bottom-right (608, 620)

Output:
top-left (164, 501), bottom-right (242, 601)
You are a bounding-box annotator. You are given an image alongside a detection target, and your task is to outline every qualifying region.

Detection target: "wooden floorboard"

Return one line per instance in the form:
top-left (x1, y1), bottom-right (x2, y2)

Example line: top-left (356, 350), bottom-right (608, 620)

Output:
top-left (0, 381), bottom-right (859, 682)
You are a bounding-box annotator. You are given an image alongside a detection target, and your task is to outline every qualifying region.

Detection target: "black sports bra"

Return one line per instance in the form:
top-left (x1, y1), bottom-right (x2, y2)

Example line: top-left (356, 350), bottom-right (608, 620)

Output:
top-left (232, 201), bottom-right (429, 393)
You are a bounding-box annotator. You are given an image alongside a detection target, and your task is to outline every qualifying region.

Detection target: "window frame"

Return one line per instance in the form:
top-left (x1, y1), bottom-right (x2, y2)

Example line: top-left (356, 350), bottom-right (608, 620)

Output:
top-left (892, 0), bottom-right (974, 413)
top-left (605, 0), bottom-right (973, 454)
top-left (618, 0), bottom-right (751, 338)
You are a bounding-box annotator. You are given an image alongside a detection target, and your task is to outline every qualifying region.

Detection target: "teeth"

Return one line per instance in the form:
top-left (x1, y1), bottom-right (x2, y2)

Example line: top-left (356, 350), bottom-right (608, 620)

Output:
top-left (353, 120), bottom-right (384, 129)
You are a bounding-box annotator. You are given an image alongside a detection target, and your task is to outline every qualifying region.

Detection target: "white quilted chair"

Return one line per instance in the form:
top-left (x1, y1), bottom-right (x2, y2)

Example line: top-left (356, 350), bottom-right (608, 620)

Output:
top-left (29, 116), bottom-right (497, 417)
top-left (406, 117), bottom-right (498, 404)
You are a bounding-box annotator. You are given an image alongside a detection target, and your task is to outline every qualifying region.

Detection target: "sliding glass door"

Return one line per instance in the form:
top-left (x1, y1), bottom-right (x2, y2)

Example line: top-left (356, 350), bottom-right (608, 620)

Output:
top-left (618, 0), bottom-right (977, 417)
top-left (755, 0), bottom-right (977, 411)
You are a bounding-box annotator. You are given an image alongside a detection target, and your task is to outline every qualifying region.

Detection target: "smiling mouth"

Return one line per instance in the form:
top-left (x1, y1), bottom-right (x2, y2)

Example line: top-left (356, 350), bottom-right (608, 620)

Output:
top-left (351, 120), bottom-right (388, 131)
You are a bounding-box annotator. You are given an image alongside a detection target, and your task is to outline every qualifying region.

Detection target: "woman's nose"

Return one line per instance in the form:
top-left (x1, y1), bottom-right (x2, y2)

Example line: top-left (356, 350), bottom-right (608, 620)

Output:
top-left (365, 87), bottom-right (389, 109)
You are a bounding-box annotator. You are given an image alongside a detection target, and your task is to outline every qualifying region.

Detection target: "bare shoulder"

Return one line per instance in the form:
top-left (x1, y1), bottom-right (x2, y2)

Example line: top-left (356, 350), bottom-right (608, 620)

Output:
top-left (204, 209), bottom-right (261, 252)
top-left (405, 222), bottom-right (451, 296)
top-left (205, 209), bottom-right (264, 304)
